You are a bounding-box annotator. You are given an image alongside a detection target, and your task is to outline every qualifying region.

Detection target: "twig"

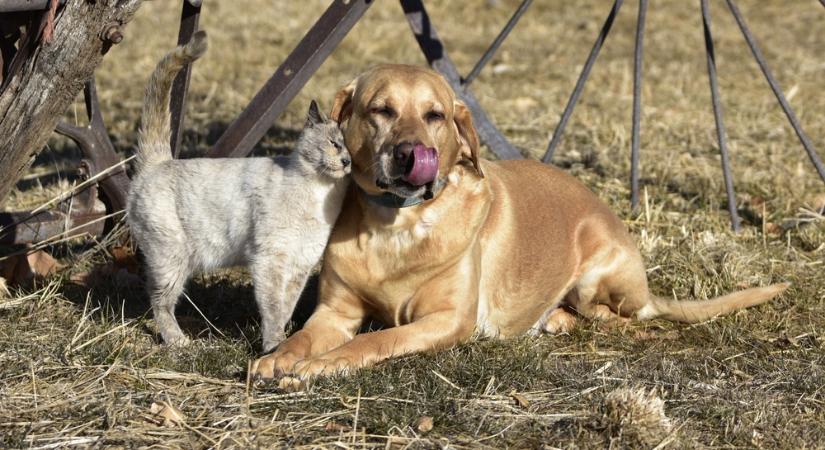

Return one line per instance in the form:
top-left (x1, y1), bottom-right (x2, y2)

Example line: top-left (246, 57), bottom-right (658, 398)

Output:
top-left (431, 370), bottom-right (462, 390)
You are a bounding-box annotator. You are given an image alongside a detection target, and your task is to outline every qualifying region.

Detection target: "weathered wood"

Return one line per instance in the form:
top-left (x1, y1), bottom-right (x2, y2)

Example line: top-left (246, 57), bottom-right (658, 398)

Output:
top-left (0, 0), bottom-right (143, 207)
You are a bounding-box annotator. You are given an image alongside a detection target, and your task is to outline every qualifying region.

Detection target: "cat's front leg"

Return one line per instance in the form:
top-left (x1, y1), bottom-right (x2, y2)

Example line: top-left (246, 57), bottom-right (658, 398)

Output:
top-left (263, 266), bottom-right (315, 352)
top-left (251, 255), bottom-right (293, 352)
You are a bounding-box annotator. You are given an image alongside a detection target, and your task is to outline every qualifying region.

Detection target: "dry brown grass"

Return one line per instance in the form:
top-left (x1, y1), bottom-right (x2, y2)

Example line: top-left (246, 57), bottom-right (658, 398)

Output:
top-left (2, 0), bottom-right (825, 447)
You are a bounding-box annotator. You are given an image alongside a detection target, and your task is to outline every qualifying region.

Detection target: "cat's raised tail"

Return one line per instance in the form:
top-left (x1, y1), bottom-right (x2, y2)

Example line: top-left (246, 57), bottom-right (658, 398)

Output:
top-left (135, 31), bottom-right (208, 174)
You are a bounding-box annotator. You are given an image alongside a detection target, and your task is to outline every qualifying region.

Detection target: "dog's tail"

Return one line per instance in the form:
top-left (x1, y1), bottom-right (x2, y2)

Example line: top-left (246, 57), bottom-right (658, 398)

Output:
top-left (135, 30), bottom-right (208, 175)
top-left (642, 282), bottom-right (789, 323)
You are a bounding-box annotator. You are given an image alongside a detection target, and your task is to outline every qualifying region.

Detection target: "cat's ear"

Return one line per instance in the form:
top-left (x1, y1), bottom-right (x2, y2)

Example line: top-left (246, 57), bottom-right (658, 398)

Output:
top-left (306, 100), bottom-right (326, 127)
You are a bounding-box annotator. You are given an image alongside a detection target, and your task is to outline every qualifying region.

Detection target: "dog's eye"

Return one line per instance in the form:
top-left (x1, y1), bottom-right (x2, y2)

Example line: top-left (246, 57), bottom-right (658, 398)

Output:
top-left (371, 106), bottom-right (396, 119)
top-left (425, 111), bottom-right (445, 122)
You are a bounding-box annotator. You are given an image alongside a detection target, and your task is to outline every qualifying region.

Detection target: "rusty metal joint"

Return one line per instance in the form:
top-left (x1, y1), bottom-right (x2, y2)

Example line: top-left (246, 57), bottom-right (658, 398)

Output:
top-left (100, 22), bottom-right (123, 44)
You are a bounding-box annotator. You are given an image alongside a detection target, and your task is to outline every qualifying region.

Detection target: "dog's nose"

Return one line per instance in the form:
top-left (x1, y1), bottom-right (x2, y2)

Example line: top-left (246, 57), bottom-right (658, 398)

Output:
top-left (341, 156), bottom-right (351, 167)
top-left (393, 142), bottom-right (415, 165)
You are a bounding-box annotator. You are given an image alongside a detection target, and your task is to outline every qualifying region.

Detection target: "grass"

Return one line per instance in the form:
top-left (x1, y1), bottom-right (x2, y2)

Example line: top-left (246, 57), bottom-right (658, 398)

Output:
top-left (2, 0), bottom-right (825, 447)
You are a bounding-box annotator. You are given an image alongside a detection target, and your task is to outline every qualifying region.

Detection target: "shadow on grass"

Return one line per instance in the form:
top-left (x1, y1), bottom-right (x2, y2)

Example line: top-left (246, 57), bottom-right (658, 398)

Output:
top-left (59, 267), bottom-right (321, 351)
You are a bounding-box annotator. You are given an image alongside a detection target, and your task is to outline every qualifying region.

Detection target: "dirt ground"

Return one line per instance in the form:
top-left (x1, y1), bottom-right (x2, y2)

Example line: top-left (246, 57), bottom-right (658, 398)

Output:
top-left (2, 0), bottom-right (824, 448)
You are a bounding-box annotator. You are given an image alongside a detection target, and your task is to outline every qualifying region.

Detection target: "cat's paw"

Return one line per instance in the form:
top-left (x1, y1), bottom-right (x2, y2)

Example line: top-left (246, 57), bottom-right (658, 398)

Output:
top-left (163, 333), bottom-right (191, 347)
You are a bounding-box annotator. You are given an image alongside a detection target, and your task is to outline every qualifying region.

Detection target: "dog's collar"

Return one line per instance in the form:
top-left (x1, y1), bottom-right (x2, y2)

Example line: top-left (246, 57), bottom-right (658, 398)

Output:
top-left (358, 177), bottom-right (446, 208)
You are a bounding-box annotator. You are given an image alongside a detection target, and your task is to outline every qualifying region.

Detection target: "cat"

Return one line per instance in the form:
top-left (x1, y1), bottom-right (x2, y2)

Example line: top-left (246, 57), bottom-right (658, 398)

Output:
top-left (127, 31), bottom-right (351, 351)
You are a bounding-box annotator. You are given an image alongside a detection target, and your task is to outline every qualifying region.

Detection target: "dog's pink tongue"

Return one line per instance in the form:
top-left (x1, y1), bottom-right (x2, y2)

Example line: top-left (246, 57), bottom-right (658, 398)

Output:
top-left (403, 144), bottom-right (438, 186)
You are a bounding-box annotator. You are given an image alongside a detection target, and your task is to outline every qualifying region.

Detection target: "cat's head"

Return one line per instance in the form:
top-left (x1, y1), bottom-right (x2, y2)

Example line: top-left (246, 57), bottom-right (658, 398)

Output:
top-left (295, 100), bottom-right (351, 179)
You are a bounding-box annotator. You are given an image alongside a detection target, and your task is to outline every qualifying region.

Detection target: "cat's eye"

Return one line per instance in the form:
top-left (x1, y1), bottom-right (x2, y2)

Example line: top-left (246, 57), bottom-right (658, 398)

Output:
top-left (425, 111), bottom-right (445, 123)
top-left (330, 140), bottom-right (342, 150)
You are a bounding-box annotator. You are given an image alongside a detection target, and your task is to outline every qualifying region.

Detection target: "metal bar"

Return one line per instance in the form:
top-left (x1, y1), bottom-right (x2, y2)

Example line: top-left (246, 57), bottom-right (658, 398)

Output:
top-left (0, 169), bottom-right (106, 245)
top-left (701, 0), bottom-right (741, 232)
top-left (207, 0), bottom-right (373, 159)
top-left (725, 0), bottom-right (825, 183)
top-left (401, 0), bottom-right (522, 160)
top-left (169, 0), bottom-right (201, 158)
top-left (820, 0), bottom-right (825, 9)
top-left (0, 0), bottom-right (65, 13)
top-left (542, 0), bottom-right (624, 164)
top-left (630, 0), bottom-right (647, 211)
top-left (462, 0), bottom-right (533, 87)
top-left (0, 202), bottom-right (106, 245)
top-left (55, 80), bottom-right (130, 212)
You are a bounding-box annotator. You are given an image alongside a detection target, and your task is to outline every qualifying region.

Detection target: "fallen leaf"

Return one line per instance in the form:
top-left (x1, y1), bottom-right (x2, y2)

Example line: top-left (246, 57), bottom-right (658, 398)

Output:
top-left (510, 390), bottom-right (530, 408)
top-left (324, 421), bottom-right (351, 432)
top-left (764, 222), bottom-right (782, 235)
top-left (111, 245), bottom-right (140, 273)
top-left (809, 193), bottom-right (825, 213)
top-left (27, 249), bottom-right (63, 276)
top-left (70, 245), bottom-right (140, 288)
top-left (415, 416), bottom-right (433, 432)
top-left (749, 196), bottom-right (766, 208)
top-left (0, 250), bottom-right (63, 286)
top-left (149, 401), bottom-right (186, 427)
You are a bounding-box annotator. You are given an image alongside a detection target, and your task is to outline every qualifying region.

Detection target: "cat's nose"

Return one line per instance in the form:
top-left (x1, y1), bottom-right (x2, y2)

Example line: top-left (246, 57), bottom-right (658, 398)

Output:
top-left (341, 156), bottom-right (351, 167)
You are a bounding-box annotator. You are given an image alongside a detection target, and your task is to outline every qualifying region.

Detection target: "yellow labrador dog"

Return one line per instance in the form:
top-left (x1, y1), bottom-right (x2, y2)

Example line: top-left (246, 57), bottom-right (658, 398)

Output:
top-left (251, 64), bottom-right (788, 381)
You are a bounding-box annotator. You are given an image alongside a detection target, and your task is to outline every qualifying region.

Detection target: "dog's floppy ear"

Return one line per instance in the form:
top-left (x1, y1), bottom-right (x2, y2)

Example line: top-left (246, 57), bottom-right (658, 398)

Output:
top-left (454, 101), bottom-right (484, 178)
top-left (331, 78), bottom-right (357, 124)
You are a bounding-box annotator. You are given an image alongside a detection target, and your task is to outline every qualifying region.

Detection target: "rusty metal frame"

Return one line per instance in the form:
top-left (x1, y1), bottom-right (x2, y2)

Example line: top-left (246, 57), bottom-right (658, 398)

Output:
top-left (0, 80), bottom-right (123, 245)
top-left (701, 0), bottom-right (741, 232)
top-left (0, 163), bottom-right (105, 245)
top-left (55, 80), bottom-right (130, 212)
top-left (207, 0), bottom-right (374, 158)
top-left (169, 0), bottom-right (201, 158)
top-left (0, 0), bottom-right (65, 13)
top-left (401, 0), bottom-right (522, 160)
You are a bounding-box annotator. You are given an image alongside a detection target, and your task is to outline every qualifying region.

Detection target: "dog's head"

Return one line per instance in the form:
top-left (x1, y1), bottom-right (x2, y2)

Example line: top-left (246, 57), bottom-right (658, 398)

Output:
top-left (331, 64), bottom-right (483, 200)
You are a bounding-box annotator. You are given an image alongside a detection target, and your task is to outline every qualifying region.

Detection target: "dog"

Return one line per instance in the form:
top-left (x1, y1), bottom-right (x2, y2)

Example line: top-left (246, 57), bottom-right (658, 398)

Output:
top-left (250, 64), bottom-right (788, 382)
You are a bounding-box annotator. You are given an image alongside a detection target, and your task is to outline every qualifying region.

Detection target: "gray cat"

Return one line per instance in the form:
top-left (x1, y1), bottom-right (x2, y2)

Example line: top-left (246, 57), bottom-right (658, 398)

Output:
top-left (127, 31), bottom-right (351, 351)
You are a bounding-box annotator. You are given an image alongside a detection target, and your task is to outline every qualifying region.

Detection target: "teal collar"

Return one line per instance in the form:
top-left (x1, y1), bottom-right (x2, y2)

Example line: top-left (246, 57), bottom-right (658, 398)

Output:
top-left (359, 177), bottom-right (446, 208)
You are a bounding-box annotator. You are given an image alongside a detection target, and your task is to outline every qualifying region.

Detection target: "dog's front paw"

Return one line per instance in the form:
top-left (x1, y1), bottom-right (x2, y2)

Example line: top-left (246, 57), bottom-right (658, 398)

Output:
top-left (543, 308), bottom-right (577, 334)
top-left (290, 356), bottom-right (352, 380)
top-left (250, 350), bottom-right (303, 381)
